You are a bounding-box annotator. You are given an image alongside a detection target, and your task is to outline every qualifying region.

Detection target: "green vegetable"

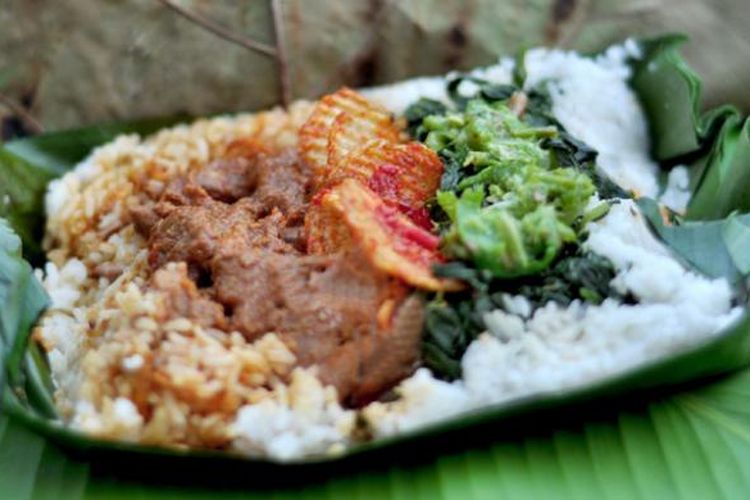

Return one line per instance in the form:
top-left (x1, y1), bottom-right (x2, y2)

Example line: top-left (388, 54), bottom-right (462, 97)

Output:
top-left (443, 188), bottom-right (577, 278)
top-left (414, 33), bottom-right (750, 383)
top-left (513, 249), bottom-right (624, 307)
top-left (423, 247), bottom-right (622, 379)
top-left (422, 299), bottom-right (483, 380)
top-left (404, 98), bottom-right (448, 139)
top-left (417, 97), bottom-right (597, 278)
top-left (541, 132), bottom-right (629, 199)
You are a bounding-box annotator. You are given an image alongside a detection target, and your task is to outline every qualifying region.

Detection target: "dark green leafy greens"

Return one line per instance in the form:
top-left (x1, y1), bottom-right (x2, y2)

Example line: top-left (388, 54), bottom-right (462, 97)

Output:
top-left (406, 76), bottom-right (628, 378)
top-left (423, 248), bottom-right (623, 378)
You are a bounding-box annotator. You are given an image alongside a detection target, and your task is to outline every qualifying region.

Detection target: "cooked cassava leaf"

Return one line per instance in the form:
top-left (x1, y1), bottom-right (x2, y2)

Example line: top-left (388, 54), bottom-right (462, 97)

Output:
top-left (404, 98), bottom-right (448, 139)
top-left (512, 248), bottom-right (624, 307)
top-left (422, 301), bottom-right (472, 380)
top-left (422, 287), bottom-right (498, 380)
top-left (425, 248), bottom-right (623, 380)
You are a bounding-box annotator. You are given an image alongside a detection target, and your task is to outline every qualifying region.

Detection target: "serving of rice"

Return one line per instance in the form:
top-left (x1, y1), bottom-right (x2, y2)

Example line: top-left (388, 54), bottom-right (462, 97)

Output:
top-left (34, 41), bottom-right (741, 461)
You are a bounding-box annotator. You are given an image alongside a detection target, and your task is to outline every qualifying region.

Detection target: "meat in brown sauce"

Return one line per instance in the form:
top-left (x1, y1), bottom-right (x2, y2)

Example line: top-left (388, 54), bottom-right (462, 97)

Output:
top-left (131, 143), bottom-right (424, 406)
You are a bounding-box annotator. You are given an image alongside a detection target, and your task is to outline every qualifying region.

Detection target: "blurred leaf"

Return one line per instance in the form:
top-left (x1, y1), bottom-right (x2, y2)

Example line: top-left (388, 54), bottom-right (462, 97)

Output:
top-left (638, 198), bottom-right (750, 289)
top-left (0, 149), bottom-right (56, 260)
top-left (687, 105), bottom-right (740, 192)
top-left (0, 219), bottom-right (50, 418)
top-left (687, 115), bottom-right (750, 220)
top-left (723, 216), bottom-right (750, 275)
top-left (631, 34), bottom-right (702, 161)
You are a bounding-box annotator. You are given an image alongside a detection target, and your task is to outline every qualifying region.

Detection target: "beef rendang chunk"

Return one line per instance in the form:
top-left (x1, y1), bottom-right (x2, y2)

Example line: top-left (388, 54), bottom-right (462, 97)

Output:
top-left (130, 141), bottom-right (424, 406)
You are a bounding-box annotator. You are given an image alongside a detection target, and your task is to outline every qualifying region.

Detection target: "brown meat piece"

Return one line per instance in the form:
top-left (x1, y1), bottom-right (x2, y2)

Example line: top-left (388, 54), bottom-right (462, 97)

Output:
top-left (130, 147), bottom-right (309, 237)
top-left (135, 145), bottom-right (422, 405)
top-left (129, 179), bottom-right (211, 237)
top-left (148, 202), bottom-right (294, 274)
top-left (194, 157), bottom-right (257, 203)
top-left (251, 149), bottom-right (311, 224)
top-left (194, 150), bottom-right (311, 217)
top-left (212, 250), bottom-right (422, 405)
top-left (129, 203), bottom-right (162, 236)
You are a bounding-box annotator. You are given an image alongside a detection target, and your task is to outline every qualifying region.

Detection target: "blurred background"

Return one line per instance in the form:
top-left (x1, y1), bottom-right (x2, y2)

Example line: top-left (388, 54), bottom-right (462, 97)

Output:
top-left (1, 0), bottom-right (748, 137)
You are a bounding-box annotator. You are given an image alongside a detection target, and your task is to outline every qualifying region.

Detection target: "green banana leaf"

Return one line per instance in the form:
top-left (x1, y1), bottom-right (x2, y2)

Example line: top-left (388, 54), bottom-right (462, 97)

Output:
top-left (637, 198), bottom-right (750, 287)
top-left (3, 35), bottom-right (750, 497)
top-left (630, 34), bottom-right (703, 161)
top-left (687, 114), bottom-right (750, 220)
top-left (630, 35), bottom-right (750, 220)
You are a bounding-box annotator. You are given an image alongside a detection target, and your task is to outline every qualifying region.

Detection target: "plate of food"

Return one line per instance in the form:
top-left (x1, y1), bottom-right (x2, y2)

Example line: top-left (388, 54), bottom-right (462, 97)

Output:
top-left (2, 31), bottom-right (750, 495)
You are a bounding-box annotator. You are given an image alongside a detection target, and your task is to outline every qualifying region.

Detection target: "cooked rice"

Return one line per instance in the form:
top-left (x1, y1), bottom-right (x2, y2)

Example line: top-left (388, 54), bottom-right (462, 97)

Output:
top-left (35, 41), bottom-right (737, 460)
top-left (35, 102), bottom-right (357, 454)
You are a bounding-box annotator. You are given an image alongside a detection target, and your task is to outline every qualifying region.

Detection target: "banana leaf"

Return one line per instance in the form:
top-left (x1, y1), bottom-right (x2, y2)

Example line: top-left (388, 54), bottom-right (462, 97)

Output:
top-left (2, 35), bottom-right (750, 497)
top-left (630, 34), bottom-right (703, 162)
top-left (637, 198), bottom-right (750, 288)
top-left (687, 114), bottom-right (750, 220)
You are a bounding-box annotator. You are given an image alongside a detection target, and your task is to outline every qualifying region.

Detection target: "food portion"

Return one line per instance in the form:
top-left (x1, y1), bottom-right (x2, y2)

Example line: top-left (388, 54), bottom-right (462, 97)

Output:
top-left (33, 41), bottom-right (742, 460)
top-left (131, 139), bottom-right (422, 406)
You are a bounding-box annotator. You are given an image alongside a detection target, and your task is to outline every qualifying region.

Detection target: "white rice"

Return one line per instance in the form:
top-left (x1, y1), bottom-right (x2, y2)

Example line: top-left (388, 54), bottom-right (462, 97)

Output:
top-left (231, 368), bottom-right (355, 461)
top-left (38, 40), bottom-right (736, 459)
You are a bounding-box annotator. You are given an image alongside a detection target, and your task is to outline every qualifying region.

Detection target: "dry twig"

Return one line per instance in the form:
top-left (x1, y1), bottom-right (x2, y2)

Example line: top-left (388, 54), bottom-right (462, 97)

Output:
top-left (270, 0), bottom-right (291, 108)
top-left (0, 93), bottom-right (43, 134)
top-left (157, 0), bottom-right (291, 108)
top-left (157, 0), bottom-right (277, 57)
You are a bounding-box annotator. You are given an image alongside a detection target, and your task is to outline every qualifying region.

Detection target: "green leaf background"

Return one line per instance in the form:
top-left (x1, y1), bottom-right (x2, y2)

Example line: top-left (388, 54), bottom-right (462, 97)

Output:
top-left (2, 35), bottom-right (750, 498)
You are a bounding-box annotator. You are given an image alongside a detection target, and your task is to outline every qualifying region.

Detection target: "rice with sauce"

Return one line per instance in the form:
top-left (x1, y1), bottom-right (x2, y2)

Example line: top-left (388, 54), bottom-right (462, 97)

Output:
top-left (34, 41), bottom-right (740, 461)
